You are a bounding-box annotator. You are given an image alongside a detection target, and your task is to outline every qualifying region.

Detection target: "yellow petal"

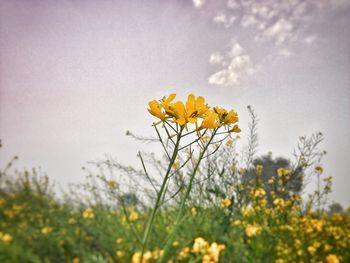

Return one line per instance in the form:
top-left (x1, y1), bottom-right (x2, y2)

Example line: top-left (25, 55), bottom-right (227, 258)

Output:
top-left (230, 125), bottom-right (241, 133)
top-left (176, 117), bottom-right (186, 126)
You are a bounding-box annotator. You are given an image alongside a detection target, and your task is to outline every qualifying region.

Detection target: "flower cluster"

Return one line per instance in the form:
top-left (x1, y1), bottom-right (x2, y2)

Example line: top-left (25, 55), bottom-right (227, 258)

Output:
top-left (82, 208), bottom-right (95, 220)
top-left (148, 94), bottom-right (240, 131)
top-left (178, 237), bottom-right (225, 263)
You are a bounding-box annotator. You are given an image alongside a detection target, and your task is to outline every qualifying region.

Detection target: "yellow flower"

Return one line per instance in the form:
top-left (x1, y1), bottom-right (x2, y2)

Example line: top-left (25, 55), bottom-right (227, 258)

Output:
top-left (152, 249), bottom-right (164, 259)
top-left (226, 139), bottom-right (234, 146)
top-left (245, 224), bottom-right (261, 237)
top-left (172, 240), bottom-right (179, 247)
top-left (315, 166), bottom-right (324, 174)
top-left (116, 238), bottom-right (123, 244)
top-left (277, 168), bottom-right (290, 177)
top-left (107, 180), bottom-right (118, 189)
top-left (214, 107), bottom-right (239, 125)
top-left (72, 257), bottom-right (80, 263)
top-left (230, 125), bottom-right (241, 133)
top-left (325, 254), bottom-right (339, 263)
top-left (273, 198), bottom-right (285, 209)
top-left (148, 100), bottom-right (166, 121)
top-left (0, 233), bottom-right (13, 243)
top-left (307, 245), bottom-right (317, 255)
top-left (116, 250), bottom-right (125, 258)
top-left (252, 188), bottom-right (266, 198)
top-left (179, 247), bottom-right (190, 259)
top-left (129, 210), bottom-right (139, 222)
top-left (255, 164), bottom-right (263, 175)
top-left (204, 242), bottom-right (225, 262)
top-left (221, 197), bottom-right (232, 208)
top-left (82, 208), bottom-right (95, 219)
top-left (131, 251), bottom-right (152, 263)
top-left (41, 227), bottom-right (53, 235)
top-left (191, 207), bottom-right (197, 216)
top-left (199, 110), bottom-right (220, 129)
top-left (168, 94), bottom-right (209, 126)
top-left (192, 237), bottom-right (209, 254)
top-left (172, 159), bottom-right (180, 170)
top-left (241, 207), bottom-right (255, 217)
top-left (231, 220), bottom-right (241, 226)
top-left (161, 93), bottom-right (177, 111)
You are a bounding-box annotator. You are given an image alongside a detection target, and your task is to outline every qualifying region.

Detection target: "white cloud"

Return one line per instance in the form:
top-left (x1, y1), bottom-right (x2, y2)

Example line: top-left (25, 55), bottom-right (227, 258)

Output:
top-left (192, 0), bottom-right (206, 8)
top-left (208, 42), bottom-right (255, 86)
top-left (228, 43), bottom-right (244, 57)
top-left (241, 15), bottom-right (258, 27)
top-left (213, 13), bottom-right (236, 27)
top-left (263, 18), bottom-right (294, 45)
top-left (227, 0), bottom-right (240, 10)
top-left (200, 0), bottom-right (336, 86)
top-left (209, 52), bottom-right (224, 65)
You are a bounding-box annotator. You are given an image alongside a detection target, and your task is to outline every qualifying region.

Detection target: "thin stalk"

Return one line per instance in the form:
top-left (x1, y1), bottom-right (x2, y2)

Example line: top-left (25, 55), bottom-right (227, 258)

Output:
top-left (140, 126), bottom-right (184, 261)
top-left (160, 128), bottom-right (218, 262)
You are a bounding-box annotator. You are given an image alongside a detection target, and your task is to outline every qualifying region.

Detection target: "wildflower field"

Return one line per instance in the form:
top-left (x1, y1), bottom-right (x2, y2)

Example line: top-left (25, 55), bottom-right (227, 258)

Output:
top-left (0, 94), bottom-right (349, 263)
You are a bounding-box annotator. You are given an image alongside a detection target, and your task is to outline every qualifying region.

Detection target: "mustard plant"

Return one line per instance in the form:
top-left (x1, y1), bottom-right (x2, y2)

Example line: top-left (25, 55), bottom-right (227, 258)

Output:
top-left (141, 93), bottom-right (241, 261)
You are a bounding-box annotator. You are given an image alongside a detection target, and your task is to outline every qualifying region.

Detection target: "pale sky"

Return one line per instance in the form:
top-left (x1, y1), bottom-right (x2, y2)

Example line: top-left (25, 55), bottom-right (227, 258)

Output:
top-left (0, 0), bottom-right (349, 206)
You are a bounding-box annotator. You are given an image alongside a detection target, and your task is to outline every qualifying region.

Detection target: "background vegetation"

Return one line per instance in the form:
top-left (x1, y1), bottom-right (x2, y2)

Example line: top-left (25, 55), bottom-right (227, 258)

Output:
top-left (0, 104), bottom-right (348, 263)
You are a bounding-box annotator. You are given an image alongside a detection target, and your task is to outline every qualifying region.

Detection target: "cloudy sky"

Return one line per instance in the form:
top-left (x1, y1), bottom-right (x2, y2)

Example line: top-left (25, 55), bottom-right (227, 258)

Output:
top-left (0, 0), bottom-right (349, 205)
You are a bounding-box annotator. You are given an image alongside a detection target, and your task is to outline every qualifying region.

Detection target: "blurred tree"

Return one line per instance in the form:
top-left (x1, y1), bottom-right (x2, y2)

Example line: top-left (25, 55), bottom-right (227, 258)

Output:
top-left (243, 153), bottom-right (304, 205)
top-left (328, 202), bottom-right (344, 215)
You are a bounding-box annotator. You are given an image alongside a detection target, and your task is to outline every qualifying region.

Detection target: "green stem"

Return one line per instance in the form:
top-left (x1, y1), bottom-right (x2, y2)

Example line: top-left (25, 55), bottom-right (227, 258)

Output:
top-left (140, 126), bottom-right (183, 261)
top-left (160, 128), bottom-right (218, 262)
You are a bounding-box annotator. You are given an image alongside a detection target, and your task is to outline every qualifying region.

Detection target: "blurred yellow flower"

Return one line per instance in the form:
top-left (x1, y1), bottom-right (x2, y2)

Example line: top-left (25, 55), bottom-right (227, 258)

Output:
top-left (192, 237), bottom-right (209, 254)
top-left (191, 207), bottom-right (197, 216)
top-left (131, 251), bottom-right (152, 263)
top-left (0, 233), bottom-right (13, 243)
top-left (325, 254), bottom-right (339, 263)
top-left (307, 245), bottom-right (317, 255)
top-left (116, 250), bottom-right (125, 258)
top-left (226, 140), bottom-right (234, 149)
top-left (277, 168), bottom-right (290, 177)
top-left (82, 208), bottom-right (95, 220)
top-left (116, 238), bottom-right (123, 244)
top-left (273, 198), bottom-right (285, 209)
top-left (252, 188), bottom-right (266, 198)
top-left (107, 180), bottom-right (118, 189)
top-left (245, 224), bottom-right (261, 237)
top-left (204, 242), bottom-right (225, 263)
top-left (255, 164), bottom-right (263, 175)
top-left (221, 197), bottom-right (232, 208)
top-left (129, 210), bottom-right (139, 222)
top-left (41, 227), bottom-right (53, 235)
top-left (315, 165), bottom-right (324, 174)
top-left (172, 240), bottom-right (179, 247)
top-left (231, 220), bottom-right (241, 226)
top-left (179, 247), bottom-right (190, 259)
